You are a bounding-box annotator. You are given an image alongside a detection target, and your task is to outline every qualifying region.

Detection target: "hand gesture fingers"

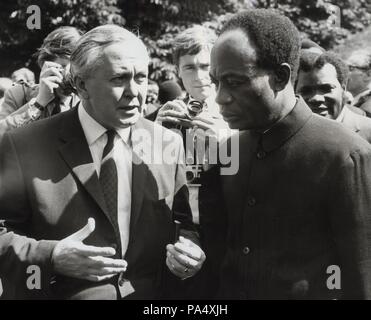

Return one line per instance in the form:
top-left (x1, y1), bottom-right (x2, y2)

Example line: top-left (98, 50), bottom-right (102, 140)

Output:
top-left (84, 274), bottom-right (118, 282)
top-left (167, 245), bottom-right (199, 268)
top-left (174, 236), bottom-right (205, 261)
top-left (51, 218), bottom-right (126, 282)
top-left (87, 256), bottom-right (127, 269)
top-left (67, 217), bottom-right (95, 241)
top-left (166, 254), bottom-right (189, 279)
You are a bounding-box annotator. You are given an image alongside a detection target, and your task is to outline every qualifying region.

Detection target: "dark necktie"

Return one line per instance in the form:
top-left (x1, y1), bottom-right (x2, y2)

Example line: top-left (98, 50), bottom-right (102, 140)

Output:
top-left (51, 97), bottom-right (61, 116)
top-left (99, 130), bottom-right (118, 227)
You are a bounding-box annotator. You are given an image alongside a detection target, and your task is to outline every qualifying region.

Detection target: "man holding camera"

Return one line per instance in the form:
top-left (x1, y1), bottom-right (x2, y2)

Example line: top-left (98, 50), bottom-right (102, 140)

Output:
top-left (0, 27), bottom-right (81, 138)
top-left (154, 26), bottom-right (231, 299)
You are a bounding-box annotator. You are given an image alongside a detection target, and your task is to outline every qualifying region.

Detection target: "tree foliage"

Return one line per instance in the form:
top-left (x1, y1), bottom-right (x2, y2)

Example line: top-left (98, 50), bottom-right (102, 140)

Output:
top-left (0, 0), bottom-right (370, 81)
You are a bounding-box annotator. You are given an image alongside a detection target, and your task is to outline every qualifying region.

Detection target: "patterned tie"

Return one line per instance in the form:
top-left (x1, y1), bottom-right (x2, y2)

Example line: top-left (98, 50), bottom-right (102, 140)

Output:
top-left (99, 130), bottom-right (118, 231)
top-left (51, 97), bottom-right (61, 116)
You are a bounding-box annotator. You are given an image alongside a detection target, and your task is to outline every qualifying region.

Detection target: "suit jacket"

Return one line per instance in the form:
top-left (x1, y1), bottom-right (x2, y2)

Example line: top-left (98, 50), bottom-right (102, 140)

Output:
top-left (0, 108), bottom-right (197, 300)
top-left (341, 105), bottom-right (371, 143)
top-left (353, 89), bottom-right (371, 117)
top-left (219, 97), bottom-right (371, 299)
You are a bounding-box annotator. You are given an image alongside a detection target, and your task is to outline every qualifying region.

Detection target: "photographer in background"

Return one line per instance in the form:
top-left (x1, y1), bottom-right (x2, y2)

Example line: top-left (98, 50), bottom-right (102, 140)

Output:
top-left (155, 26), bottom-right (230, 299)
top-left (11, 67), bottom-right (35, 86)
top-left (0, 26), bottom-right (82, 138)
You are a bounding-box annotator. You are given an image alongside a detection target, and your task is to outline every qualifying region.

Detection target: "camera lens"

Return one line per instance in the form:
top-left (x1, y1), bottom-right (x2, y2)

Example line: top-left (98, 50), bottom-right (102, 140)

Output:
top-left (186, 169), bottom-right (195, 182)
top-left (187, 99), bottom-right (204, 118)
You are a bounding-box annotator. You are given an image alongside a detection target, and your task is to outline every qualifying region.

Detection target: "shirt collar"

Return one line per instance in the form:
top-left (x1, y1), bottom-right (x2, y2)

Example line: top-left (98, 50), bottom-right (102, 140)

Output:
top-left (256, 96), bottom-right (313, 153)
top-left (78, 104), bottom-right (131, 146)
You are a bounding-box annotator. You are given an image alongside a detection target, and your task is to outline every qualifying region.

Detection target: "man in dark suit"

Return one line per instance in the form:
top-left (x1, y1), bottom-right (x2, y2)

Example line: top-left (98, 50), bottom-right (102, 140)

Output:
top-left (297, 50), bottom-right (371, 143)
top-left (0, 25), bottom-right (205, 299)
top-left (210, 9), bottom-right (371, 299)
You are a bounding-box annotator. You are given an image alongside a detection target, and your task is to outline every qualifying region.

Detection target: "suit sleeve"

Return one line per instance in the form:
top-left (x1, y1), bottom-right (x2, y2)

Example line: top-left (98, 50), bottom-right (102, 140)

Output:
top-left (328, 148), bottom-right (371, 299)
top-left (0, 84), bottom-right (39, 138)
top-left (0, 132), bottom-right (57, 295)
top-left (172, 134), bottom-right (200, 246)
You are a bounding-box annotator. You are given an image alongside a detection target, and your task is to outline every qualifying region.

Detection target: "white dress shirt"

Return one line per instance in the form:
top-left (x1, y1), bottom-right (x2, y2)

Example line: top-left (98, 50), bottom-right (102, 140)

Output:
top-left (78, 105), bottom-right (132, 256)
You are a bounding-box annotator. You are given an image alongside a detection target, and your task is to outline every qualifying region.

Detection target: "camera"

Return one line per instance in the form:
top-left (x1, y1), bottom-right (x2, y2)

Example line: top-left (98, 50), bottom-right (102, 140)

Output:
top-left (186, 99), bottom-right (204, 119)
top-left (57, 67), bottom-right (76, 96)
top-left (185, 164), bottom-right (202, 183)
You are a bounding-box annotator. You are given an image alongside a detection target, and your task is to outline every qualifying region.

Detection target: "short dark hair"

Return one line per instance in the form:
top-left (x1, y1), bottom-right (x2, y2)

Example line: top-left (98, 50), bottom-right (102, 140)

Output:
top-left (299, 51), bottom-right (349, 87)
top-left (36, 26), bottom-right (83, 68)
top-left (172, 26), bottom-right (216, 67)
top-left (220, 9), bottom-right (301, 83)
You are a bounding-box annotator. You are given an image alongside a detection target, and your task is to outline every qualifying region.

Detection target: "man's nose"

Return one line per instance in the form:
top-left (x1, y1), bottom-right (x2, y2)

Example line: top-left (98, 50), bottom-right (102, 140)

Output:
top-left (124, 78), bottom-right (139, 98)
top-left (308, 93), bottom-right (325, 108)
top-left (215, 85), bottom-right (232, 106)
top-left (195, 68), bottom-right (210, 82)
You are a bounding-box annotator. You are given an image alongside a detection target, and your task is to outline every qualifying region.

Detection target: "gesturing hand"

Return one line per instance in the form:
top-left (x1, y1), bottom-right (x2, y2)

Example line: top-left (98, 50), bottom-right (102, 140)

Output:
top-left (166, 236), bottom-right (206, 280)
top-left (51, 218), bottom-right (127, 282)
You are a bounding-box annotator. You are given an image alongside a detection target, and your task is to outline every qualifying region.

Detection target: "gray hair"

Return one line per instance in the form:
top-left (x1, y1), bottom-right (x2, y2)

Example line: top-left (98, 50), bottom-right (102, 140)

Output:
top-left (70, 24), bottom-right (149, 80)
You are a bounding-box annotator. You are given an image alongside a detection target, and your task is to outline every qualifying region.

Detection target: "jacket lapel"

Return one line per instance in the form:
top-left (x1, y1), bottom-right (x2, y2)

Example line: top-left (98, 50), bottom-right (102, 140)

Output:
top-left (58, 109), bottom-right (110, 223)
top-left (129, 119), bottom-right (150, 233)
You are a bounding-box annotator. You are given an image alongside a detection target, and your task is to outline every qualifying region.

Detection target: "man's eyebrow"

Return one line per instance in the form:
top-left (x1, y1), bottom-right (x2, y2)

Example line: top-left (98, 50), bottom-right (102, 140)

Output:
top-left (110, 69), bottom-right (131, 76)
top-left (181, 63), bottom-right (196, 68)
top-left (318, 83), bottom-right (335, 88)
top-left (297, 85), bottom-right (313, 91)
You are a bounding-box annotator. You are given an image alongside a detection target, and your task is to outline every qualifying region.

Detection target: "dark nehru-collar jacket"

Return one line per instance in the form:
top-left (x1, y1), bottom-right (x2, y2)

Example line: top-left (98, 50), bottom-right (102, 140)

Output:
top-left (219, 97), bottom-right (371, 300)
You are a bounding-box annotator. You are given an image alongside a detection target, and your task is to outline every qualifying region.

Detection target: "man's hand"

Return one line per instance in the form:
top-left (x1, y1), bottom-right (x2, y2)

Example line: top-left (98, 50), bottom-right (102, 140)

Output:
top-left (190, 112), bottom-right (232, 148)
top-left (155, 100), bottom-right (193, 128)
top-left (35, 61), bottom-right (64, 107)
top-left (51, 218), bottom-right (127, 282)
top-left (166, 236), bottom-right (206, 280)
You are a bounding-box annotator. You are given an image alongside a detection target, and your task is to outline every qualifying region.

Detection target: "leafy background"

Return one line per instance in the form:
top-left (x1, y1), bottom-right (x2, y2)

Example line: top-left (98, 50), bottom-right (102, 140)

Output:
top-left (0, 0), bottom-right (370, 81)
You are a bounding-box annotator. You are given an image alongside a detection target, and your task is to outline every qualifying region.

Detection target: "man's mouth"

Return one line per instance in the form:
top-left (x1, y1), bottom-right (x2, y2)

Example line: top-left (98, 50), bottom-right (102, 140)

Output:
top-left (194, 84), bottom-right (211, 88)
top-left (221, 113), bottom-right (238, 121)
top-left (118, 105), bottom-right (139, 111)
top-left (310, 105), bottom-right (329, 116)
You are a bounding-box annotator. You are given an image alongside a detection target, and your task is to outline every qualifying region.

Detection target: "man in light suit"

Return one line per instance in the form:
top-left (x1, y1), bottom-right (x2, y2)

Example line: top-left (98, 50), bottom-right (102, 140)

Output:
top-left (0, 25), bottom-right (205, 300)
top-left (296, 50), bottom-right (371, 143)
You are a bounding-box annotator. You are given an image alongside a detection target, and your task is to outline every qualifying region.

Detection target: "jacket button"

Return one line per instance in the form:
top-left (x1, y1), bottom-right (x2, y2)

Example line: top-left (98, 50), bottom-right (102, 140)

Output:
top-left (247, 196), bottom-right (256, 206)
top-left (243, 247), bottom-right (250, 255)
top-left (256, 150), bottom-right (266, 159)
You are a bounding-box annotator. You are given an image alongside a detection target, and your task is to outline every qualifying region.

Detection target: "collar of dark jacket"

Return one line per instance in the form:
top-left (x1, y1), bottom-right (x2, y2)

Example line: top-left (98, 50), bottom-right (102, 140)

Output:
top-left (253, 96), bottom-right (313, 153)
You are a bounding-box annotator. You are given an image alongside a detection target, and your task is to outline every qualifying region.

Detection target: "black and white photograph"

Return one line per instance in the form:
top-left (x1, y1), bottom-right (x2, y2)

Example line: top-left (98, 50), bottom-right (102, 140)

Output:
top-left (1, 0), bottom-right (371, 307)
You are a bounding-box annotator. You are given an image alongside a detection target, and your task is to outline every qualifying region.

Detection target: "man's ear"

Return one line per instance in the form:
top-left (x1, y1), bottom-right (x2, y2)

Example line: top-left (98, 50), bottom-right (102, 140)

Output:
top-left (73, 75), bottom-right (89, 99)
top-left (273, 63), bottom-right (292, 92)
